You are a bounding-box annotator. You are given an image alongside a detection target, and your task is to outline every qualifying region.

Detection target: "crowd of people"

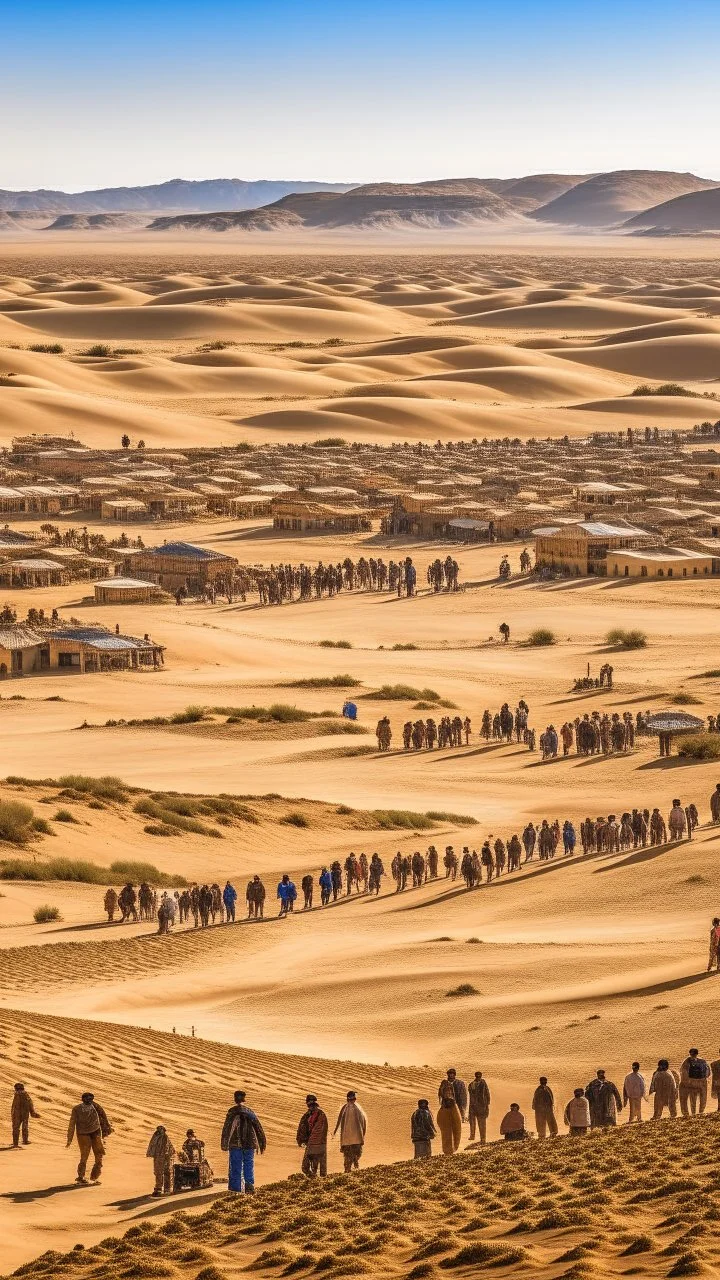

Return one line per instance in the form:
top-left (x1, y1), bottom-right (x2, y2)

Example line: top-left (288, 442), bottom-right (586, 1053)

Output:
top-left (11, 1050), bottom-right (720, 1194)
top-left (99, 786), bottom-right (717, 935)
top-left (175, 555), bottom-right (462, 608)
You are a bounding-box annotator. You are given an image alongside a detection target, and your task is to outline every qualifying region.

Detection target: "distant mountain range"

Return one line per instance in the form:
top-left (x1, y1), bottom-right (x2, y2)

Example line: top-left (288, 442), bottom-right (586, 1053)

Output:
top-left (1, 171), bottom-right (719, 234)
top-left (0, 178), bottom-right (354, 214)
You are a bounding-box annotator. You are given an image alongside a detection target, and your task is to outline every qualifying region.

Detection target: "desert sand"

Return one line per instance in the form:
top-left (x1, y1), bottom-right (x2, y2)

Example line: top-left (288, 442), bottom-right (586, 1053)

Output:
top-left (2, 244), bottom-right (720, 1280)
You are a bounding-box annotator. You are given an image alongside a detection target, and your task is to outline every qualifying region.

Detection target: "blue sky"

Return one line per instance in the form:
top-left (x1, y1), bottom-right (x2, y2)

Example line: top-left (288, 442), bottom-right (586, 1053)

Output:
top-left (2, 0), bottom-right (718, 189)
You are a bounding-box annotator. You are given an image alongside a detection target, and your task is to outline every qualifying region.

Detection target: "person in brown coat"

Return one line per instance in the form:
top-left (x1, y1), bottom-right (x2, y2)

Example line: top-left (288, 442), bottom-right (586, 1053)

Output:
top-left (11, 1083), bottom-right (39, 1148)
top-left (296, 1094), bottom-right (329, 1177)
top-left (532, 1077), bottom-right (558, 1138)
top-left (649, 1060), bottom-right (679, 1119)
top-left (146, 1124), bottom-right (176, 1195)
top-left (468, 1071), bottom-right (490, 1144)
top-left (67, 1092), bottom-right (112, 1184)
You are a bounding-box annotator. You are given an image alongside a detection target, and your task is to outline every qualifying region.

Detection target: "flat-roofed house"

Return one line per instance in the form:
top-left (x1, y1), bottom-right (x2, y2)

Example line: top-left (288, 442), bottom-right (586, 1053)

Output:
top-left (606, 546), bottom-right (718, 578)
top-left (534, 520), bottom-right (655, 576)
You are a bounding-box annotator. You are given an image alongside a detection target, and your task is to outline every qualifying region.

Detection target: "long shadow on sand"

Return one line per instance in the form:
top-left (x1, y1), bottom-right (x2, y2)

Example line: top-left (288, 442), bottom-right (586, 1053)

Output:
top-left (1, 1183), bottom-right (79, 1203)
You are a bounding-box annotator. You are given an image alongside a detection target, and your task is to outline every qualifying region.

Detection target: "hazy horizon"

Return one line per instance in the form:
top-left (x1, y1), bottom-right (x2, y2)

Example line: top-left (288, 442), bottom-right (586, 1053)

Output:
top-left (3, 0), bottom-right (718, 191)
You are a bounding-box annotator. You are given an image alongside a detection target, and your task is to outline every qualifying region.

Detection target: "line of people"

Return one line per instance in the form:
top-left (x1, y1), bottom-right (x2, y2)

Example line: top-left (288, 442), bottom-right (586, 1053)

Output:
top-left (100, 787), bottom-right (715, 933)
top-left (14, 1048), bottom-right (720, 1193)
top-left (480, 700), bottom-right (530, 744)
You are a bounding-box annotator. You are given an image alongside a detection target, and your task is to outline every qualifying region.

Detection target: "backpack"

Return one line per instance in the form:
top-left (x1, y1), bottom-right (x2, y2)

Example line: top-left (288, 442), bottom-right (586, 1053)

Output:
top-left (688, 1058), bottom-right (705, 1080)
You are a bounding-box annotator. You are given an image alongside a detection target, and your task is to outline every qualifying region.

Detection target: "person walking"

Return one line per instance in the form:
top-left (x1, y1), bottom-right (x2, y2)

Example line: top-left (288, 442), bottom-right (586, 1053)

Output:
top-left (710, 1049), bottom-right (720, 1112)
top-left (220, 1090), bottom-right (266, 1195)
top-left (296, 1094), bottom-right (328, 1178)
top-left (333, 1090), bottom-right (367, 1172)
top-left (11, 1083), bottom-right (39, 1148)
top-left (649, 1060), bottom-right (679, 1118)
top-left (410, 1098), bottom-right (436, 1159)
top-left (301, 873), bottom-right (314, 911)
top-left (623, 1062), bottom-right (647, 1123)
top-left (436, 1079), bottom-right (463, 1155)
top-left (146, 1124), bottom-right (176, 1196)
top-left (277, 874), bottom-right (297, 917)
top-left (468, 1071), bottom-right (490, 1144)
top-left (438, 1068), bottom-right (467, 1120)
top-left (708, 918), bottom-right (720, 973)
top-left (585, 1070), bottom-right (622, 1128)
top-left (223, 881), bottom-right (237, 923)
top-left (532, 1077), bottom-right (558, 1138)
top-left (66, 1092), bottom-right (112, 1185)
top-left (319, 867), bottom-right (332, 906)
top-left (679, 1048), bottom-right (711, 1116)
top-left (564, 1088), bottom-right (590, 1136)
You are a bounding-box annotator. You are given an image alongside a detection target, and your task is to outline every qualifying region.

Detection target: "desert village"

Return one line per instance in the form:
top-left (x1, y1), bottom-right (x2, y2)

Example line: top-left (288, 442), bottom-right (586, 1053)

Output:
top-left (4, 258), bottom-right (720, 1280)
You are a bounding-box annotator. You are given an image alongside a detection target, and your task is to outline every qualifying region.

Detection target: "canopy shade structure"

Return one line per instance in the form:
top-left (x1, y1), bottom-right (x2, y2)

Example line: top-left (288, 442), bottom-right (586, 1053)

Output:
top-left (643, 710), bottom-right (705, 735)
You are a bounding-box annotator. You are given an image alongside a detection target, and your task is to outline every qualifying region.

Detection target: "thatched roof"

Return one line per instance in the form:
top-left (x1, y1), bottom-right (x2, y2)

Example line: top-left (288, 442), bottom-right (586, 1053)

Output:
top-left (643, 710), bottom-right (705, 734)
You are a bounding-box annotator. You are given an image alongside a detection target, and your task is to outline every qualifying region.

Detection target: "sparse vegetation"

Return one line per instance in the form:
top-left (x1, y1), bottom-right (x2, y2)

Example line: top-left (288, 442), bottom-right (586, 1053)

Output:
top-left (280, 811), bottom-right (310, 828)
top-left (632, 382), bottom-right (693, 397)
top-left (318, 639), bottom-right (352, 649)
top-left (313, 434), bottom-right (347, 444)
top-left (0, 800), bottom-right (37, 845)
top-left (371, 683), bottom-right (440, 701)
top-left (170, 705), bottom-right (207, 724)
top-left (0, 856), bottom-right (185, 886)
top-left (28, 343), bottom-right (64, 354)
top-left (392, 642), bottom-right (418, 651)
top-left (33, 904), bottom-right (61, 923)
top-left (81, 343), bottom-right (113, 356)
top-left (445, 983), bottom-right (480, 998)
top-left (53, 808), bottom-right (79, 823)
top-left (669, 692), bottom-right (702, 705)
top-left (606, 627), bottom-right (648, 649)
top-left (527, 628), bottom-right (556, 647)
top-left (281, 675), bottom-right (360, 688)
top-left (677, 733), bottom-right (720, 761)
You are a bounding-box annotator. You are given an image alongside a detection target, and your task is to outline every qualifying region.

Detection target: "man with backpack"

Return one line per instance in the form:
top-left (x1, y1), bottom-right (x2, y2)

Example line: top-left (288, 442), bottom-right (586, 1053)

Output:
top-left (679, 1048), bottom-right (711, 1115)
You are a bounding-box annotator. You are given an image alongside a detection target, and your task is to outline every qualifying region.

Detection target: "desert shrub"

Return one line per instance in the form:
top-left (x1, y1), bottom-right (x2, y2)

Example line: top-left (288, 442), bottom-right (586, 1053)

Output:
top-left (0, 800), bottom-right (36, 845)
top-left (413, 701), bottom-right (434, 710)
top-left (268, 703), bottom-right (313, 723)
top-left (170, 705), bottom-right (206, 724)
top-left (392, 642), bottom-right (417, 651)
top-left (144, 824), bottom-right (180, 838)
top-left (336, 804), bottom-right (354, 814)
top-left (527, 628), bottom-right (556, 647)
top-left (313, 432), bottom-right (346, 442)
top-left (199, 339), bottom-right (235, 351)
top-left (33, 904), bottom-right (61, 923)
top-left (669, 692), bottom-right (702, 705)
top-left (632, 383), bottom-right (692, 397)
top-left (282, 675), bottom-right (359, 688)
top-left (280, 812), bottom-right (309, 828)
top-left (606, 627), bottom-right (647, 649)
top-left (134, 798), bottom-right (214, 836)
top-left (373, 684), bottom-right (440, 701)
top-left (31, 817), bottom-right (54, 835)
top-left (28, 343), bottom-right (64, 354)
top-left (318, 639), bottom-right (352, 649)
top-left (57, 775), bottom-right (127, 802)
top-left (113, 347), bottom-right (141, 355)
top-left (425, 810), bottom-right (477, 825)
top-left (440, 1243), bottom-right (527, 1267)
top-left (371, 809), bottom-right (435, 830)
top-left (445, 983), bottom-right (480, 998)
top-left (109, 859), bottom-right (186, 885)
top-left (621, 1236), bottom-right (654, 1256)
top-left (82, 344), bottom-right (112, 356)
top-left (407, 1265), bottom-right (436, 1280)
top-left (677, 733), bottom-right (720, 761)
top-left (53, 808), bottom-right (79, 823)
top-left (667, 1253), bottom-right (703, 1276)
top-left (697, 669), bottom-right (720, 678)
